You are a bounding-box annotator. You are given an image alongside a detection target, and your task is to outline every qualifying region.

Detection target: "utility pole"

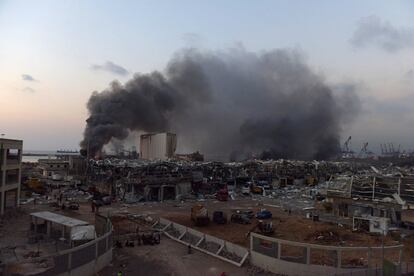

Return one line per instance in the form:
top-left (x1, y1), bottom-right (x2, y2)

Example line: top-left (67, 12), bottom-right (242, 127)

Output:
top-left (381, 225), bottom-right (388, 276)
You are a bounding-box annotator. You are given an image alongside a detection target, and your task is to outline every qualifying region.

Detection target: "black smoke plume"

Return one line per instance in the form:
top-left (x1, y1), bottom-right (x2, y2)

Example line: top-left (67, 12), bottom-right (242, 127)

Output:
top-left (81, 48), bottom-right (360, 160)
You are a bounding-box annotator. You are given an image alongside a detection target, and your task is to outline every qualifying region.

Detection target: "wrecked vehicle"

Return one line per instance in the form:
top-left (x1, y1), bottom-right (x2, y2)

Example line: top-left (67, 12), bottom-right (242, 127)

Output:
top-left (230, 213), bottom-right (251, 224)
top-left (212, 211), bottom-right (227, 224)
top-left (256, 209), bottom-right (272, 219)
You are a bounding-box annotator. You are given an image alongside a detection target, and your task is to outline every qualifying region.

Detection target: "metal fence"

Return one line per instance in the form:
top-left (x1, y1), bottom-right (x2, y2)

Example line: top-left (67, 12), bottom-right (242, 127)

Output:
top-left (250, 233), bottom-right (410, 276)
top-left (4, 217), bottom-right (113, 276)
top-left (336, 261), bottom-right (414, 276)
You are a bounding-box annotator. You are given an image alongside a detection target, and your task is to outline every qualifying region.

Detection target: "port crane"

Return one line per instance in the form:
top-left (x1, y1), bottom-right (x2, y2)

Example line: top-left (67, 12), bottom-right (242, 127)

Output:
top-left (380, 143), bottom-right (401, 157)
top-left (341, 136), bottom-right (354, 158)
top-left (357, 142), bottom-right (374, 158)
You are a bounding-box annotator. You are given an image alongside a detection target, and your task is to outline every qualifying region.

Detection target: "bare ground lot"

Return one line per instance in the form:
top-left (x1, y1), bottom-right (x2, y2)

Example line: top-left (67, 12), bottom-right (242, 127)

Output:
top-left (98, 238), bottom-right (275, 276)
top-left (1, 198), bottom-right (413, 275)
top-left (100, 199), bottom-right (404, 248)
top-left (100, 198), bottom-right (413, 266)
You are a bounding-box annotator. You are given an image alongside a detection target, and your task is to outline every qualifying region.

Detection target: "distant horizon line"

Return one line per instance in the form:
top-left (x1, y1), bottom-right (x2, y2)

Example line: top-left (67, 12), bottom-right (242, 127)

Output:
top-left (23, 149), bottom-right (79, 153)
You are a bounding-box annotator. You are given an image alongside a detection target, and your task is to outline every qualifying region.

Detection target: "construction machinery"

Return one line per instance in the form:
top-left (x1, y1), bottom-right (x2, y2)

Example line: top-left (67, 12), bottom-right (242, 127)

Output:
top-left (305, 175), bottom-right (316, 185)
top-left (246, 220), bottom-right (274, 237)
top-left (68, 201), bottom-right (80, 210)
top-left (251, 180), bottom-right (270, 194)
top-left (251, 184), bottom-right (263, 194)
top-left (240, 210), bottom-right (254, 219)
top-left (212, 211), bottom-right (227, 224)
top-left (256, 209), bottom-right (272, 219)
top-left (230, 213), bottom-right (251, 224)
top-left (191, 204), bottom-right (210, 226)
top-left (141, 232), bottom-right (161, 245)
top-left (25, 177), bottom-right (45, 194)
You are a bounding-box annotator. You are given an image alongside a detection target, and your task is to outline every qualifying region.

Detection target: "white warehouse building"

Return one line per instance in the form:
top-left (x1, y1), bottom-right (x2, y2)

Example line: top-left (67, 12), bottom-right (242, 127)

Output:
top-left (140, 133), bottom-right (177, 160)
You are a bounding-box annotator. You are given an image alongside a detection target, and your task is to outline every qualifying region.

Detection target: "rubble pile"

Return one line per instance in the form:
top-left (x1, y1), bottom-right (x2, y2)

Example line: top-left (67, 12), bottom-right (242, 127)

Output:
top-left (86, 158), bottom-right (358, 202)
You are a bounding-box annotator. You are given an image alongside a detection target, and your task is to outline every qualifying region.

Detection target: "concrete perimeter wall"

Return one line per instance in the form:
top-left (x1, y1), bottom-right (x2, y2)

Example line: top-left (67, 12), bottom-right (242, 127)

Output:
top-left (250, 232), bottom-right (404, 276)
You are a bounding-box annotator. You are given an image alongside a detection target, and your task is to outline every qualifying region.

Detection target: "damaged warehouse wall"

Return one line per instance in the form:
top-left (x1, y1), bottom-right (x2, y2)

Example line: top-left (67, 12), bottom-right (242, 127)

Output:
top-left (96, 160), bottom-right (194, 202)
top-left (352, 176), bottom-right (414, 203)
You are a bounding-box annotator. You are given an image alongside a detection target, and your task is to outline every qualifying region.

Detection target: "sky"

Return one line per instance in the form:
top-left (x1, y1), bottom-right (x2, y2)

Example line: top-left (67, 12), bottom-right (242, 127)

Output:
top-left (0, 0), bottom-right (413, 153)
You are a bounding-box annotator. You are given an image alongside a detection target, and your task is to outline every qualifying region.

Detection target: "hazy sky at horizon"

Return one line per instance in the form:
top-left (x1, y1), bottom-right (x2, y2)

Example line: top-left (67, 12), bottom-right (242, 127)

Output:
top-left (0, 0), bottom-right (413, 153)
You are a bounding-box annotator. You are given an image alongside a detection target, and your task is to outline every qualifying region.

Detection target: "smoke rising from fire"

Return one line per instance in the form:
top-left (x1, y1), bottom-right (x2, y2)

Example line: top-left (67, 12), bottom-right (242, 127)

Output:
top-left (81, 47), bottom-right (360, 160)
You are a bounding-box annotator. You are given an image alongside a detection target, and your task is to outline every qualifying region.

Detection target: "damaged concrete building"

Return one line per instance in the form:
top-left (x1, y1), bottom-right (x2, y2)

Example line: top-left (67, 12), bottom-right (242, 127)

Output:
top-left (0, 138), bottom-right (23, 215)
top-left (324, 173), bottom-right (414, 232)
top-left (122, 162), bottom-right (192, 202)
top-left (87, 158), bottom-right (354, 204)
top-left (88, 160), bottom-right (193, 202)
top-left (352, 175), bottom-right (414, 204)
top-left (140, 132), bottom-right (177, 160)
top-left (38, 158), bottom-right (69, 180)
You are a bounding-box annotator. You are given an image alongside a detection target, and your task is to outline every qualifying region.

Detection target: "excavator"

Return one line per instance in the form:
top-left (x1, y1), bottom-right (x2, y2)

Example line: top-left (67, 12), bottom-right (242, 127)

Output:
top-left (191, 203), bottom-right (210, 226)
top-left (25, 177), bottom-right (45, 194)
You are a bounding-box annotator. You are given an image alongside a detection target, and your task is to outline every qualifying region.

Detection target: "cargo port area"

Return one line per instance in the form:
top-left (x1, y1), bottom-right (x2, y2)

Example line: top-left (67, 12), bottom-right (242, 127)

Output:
top-left (5, 1), bottom-right (414, 275)
top-left (1, 133), bottom-right (414, 275)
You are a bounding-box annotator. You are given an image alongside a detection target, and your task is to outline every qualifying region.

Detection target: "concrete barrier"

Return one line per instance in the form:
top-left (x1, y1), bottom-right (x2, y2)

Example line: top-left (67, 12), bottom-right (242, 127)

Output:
top-left (204, 234), bottom-right (225, 247)
top-left (156, 218), bottom-right (249, 267)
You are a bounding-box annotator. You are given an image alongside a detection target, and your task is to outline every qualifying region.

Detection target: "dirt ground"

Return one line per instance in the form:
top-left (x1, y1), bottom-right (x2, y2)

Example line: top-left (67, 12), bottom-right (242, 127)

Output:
top-left (97, 199), bottom-right (414, 264)
top-left (102, 199), bottom-right (402, 248)
top-left (1, 198), bottom-right (413, 274)
top-left (165, 208), bottom-right (399, 248)
top-left (98, 238), bottom-right (275, 276)
top-left (0, 202), bottom-right (100, 264)
top-left (160, 202), bottom-right (411, 266)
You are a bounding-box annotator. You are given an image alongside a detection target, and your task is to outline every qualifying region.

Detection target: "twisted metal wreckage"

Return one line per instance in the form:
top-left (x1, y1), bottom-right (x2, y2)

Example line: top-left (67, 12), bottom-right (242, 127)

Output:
top-left (85, 158), bottom-right (414, 205)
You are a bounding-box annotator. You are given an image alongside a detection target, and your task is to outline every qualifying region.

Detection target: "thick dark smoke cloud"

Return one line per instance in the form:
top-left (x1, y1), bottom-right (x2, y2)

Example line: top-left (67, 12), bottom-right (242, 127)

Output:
top-left (81, 48), bottom-right (360, 160)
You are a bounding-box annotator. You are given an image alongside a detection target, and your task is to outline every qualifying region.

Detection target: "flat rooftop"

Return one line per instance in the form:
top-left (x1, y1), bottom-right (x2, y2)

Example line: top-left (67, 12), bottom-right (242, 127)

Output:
top-left (30, 211), bottom-right (89, 227)
top-left (0, 138), bottom-right (23, 146)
